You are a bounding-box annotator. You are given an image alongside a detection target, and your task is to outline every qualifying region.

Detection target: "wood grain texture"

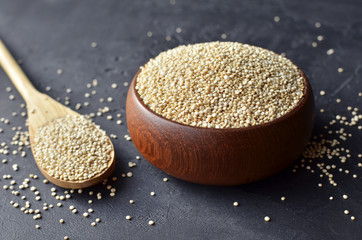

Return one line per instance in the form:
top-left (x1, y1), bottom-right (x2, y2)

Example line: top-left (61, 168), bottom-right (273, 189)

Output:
top-left (126, 69), bottom-right (315, 185)
top-left (0, 39), bottom-right (115, 189)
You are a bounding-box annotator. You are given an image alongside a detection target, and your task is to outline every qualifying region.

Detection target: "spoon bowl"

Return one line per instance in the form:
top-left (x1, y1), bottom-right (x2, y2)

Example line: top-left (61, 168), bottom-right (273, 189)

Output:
top-left (0, 39), bottom-right (115, 189)
top-left (126, 69), bottom-right (314, 185)
top-left (26, 93), bottom-right (116, 189)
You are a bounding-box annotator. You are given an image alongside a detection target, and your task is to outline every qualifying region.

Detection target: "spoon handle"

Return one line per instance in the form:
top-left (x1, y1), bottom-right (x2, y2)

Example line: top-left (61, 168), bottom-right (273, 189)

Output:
top-left (0, 39), bottom-right (39, 103)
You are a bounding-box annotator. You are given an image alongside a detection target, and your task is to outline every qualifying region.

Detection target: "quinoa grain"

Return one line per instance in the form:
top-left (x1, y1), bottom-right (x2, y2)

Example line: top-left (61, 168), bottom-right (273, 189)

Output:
top-left (136, 42), bottom-right (305, 128)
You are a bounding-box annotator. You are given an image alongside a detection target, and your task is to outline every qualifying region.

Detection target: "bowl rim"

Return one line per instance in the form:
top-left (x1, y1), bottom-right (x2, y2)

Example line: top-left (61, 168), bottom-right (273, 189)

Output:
top-left (130, 67), bottom-right (313, 132)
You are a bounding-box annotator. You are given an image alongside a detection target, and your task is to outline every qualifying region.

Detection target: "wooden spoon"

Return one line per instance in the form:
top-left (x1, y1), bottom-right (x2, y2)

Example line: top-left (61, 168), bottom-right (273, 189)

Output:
top-left (0, 39), bottom-right (115, 189)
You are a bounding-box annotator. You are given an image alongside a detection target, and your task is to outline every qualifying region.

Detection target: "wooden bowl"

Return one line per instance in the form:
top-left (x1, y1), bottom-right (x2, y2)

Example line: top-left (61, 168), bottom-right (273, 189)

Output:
top-left (126, 69), bottom-right (315, 185)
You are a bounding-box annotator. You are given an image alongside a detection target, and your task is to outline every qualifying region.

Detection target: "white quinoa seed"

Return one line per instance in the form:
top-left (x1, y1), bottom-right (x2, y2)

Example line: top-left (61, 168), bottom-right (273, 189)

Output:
top-left (136, 42), bottom-right (305, 128)
top-left (233, 202), bottom-right (239, 207)
top-left (264, 216), bottom-right (271, 222)
top-left (126, 215), bottom-right (132, 220)
top-left (327, 49), bottom-right (335, 55)
top-left (148, 220), bottom-right (155, 226)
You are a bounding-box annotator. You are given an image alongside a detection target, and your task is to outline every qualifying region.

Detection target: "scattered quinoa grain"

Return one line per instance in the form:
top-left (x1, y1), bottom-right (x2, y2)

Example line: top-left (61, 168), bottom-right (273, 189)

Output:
top-left (327, 49), bottom-right (335, 55)
top-left (264, 216), bottom-right (271, 222)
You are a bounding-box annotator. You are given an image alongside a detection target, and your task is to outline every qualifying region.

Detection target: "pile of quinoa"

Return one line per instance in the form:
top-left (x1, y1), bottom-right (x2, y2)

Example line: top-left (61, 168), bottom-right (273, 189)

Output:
top-left (33, 115), bottom-right (113, 181)
top-left (136, 41), bottom-right (305, 128)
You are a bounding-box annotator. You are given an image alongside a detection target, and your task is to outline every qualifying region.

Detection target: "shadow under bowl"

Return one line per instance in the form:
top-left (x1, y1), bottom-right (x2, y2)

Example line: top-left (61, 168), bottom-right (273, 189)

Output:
top-left (126, 69), bottom-right (315, 185)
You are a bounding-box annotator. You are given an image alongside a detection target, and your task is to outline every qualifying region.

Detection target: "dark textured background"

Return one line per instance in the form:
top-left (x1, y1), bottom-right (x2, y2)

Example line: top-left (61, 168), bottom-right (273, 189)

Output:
top-left (0, 0), bottom-right (361, 239)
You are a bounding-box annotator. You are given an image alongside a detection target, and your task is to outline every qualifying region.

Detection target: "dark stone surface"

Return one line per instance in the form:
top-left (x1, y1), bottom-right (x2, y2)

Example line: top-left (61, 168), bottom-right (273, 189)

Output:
top-left (0, 0), bottom-right (361, 239)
